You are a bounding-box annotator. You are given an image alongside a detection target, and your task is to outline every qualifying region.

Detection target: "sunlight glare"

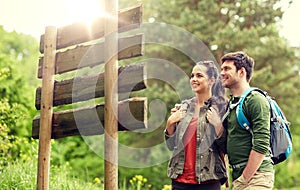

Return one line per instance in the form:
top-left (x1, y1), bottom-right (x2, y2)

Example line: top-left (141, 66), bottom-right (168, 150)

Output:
top-left (64, 0), bottom-right (105, 25)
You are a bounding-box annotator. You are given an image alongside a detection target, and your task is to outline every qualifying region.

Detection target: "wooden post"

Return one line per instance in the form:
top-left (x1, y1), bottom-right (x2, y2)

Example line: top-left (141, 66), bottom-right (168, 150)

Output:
top-left (104, 0), bottom-right (118, 190)
top-left (37, 26), bottom-right (57, 190)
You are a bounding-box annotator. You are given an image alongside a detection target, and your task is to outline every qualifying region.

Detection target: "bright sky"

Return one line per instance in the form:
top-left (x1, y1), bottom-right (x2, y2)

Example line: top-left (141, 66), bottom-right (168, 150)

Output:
top-left (0, 0), bottom-right (105, 39)
top-left (280, 0), bottom-right (300, 46)
top-left (0, 0), bottom-right (299, 46)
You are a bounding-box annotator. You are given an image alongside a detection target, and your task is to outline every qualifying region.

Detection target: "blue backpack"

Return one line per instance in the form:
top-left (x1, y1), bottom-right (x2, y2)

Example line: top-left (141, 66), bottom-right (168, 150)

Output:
top-left (234, 87), bottom-right (292, 165)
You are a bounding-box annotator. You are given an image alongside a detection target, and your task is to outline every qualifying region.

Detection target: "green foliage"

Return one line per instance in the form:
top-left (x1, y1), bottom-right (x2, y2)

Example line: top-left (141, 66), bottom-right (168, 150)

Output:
top-left (1, 0), bottom-right (300, 189)
top-left (0, 157), bottom-right (102, 190)
top-left (119, 163), bottom-right (170, 190)
top-left (128, 175), bottom-right (151, 190)
top-left (274, 161), bottom-right (299, 189)
top-left (0, 136), bottom-right (102, 189)
top-left (0, 66), bottom-right (29, 169)
top-left (0, 137), bottom-right (37, 188)
top-left (0, 26), bottom-right (40, 136)
top-left (123, 0), bottom-right (300, 189)
top-left (0, 159), bottom-right (36, 189)
top-left (0, 107), bottom-right (37, 168)
top-left (50, 136), bottom-right (105, 181)
top-left (273, 134), bottom-right (300, 188)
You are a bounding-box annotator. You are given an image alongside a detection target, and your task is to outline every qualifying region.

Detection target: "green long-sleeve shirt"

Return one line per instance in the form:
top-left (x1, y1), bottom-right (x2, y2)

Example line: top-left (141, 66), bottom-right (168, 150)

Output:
top-left (226, 91), bottom-right (274, 180)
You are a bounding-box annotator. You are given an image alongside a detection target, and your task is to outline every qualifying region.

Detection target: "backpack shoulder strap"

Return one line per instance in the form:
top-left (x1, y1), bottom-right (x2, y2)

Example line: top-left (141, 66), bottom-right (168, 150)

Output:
top-left (236, 87), bottom-right (266, 131)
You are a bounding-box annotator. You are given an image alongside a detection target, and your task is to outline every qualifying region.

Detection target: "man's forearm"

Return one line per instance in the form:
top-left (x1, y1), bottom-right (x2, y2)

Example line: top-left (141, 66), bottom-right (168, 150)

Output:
top-left (242, 149), bottom-right (265, 182)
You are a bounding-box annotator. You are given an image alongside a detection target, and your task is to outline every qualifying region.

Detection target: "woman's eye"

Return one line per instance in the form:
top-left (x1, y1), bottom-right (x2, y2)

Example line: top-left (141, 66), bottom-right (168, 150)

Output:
top-left (196, 73), bottom-right (203, 78)
top-left (190, 73), bottom-right (204, 79)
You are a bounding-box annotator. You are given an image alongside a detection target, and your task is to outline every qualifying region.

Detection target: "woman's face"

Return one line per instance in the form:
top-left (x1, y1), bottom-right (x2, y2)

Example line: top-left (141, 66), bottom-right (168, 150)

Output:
top-left (190, 65), bottom-right (211, 94)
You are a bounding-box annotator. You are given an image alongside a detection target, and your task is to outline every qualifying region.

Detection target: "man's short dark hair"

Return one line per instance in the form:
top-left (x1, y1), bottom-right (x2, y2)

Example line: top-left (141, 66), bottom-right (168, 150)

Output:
top-left (221, 51), bottom-right (254, 81)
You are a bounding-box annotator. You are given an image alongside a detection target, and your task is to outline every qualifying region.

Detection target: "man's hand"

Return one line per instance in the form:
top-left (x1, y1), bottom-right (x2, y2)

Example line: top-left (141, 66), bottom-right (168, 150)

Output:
top-left (242, 150), bottom-right (265, 182)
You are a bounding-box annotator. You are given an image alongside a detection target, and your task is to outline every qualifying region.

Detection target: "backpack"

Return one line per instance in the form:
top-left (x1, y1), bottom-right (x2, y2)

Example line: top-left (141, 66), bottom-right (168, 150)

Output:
top-left (233, 87), bottom-right (292, 165)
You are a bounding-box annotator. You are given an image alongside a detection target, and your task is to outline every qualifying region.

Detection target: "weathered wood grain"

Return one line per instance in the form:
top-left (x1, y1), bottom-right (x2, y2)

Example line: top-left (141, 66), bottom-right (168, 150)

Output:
top-left (32, 97), bottom-right (147, 139)
top-left (37, 34), bottom-right (143, 78)
top-left (37, 26), bottom-right (57, 190)
top-left (35, 63), bottom-right (147, 110)
top-left (39, 4), bottom-right (142, 53)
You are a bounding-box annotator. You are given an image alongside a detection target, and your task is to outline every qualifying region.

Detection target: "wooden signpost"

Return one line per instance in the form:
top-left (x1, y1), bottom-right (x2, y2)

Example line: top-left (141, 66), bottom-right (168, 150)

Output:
top-left (33, 2), bottom-right (145, 190)
top-left (104, 1), bottom-right (119, 189)
top-left (37, 26), bottom-right (57, 190)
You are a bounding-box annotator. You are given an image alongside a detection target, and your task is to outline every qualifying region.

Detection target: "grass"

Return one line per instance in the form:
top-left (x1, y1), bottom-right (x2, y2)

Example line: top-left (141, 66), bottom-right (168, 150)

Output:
top-left (1, 158), bottom-right (299, 190)
top-left (0, 159), bottom-right (158, 190)
top-left (0, 159), bottom-right (102, 190)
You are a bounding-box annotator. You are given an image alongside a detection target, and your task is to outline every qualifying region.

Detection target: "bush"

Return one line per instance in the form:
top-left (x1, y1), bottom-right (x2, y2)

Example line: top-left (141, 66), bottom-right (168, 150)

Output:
top-left (0, 98), bottom-right (26, 169)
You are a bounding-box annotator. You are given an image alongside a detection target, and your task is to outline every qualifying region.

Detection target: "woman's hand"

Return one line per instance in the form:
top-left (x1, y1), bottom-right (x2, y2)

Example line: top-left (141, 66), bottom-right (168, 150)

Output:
top-left (165, 104), bottom-right (185, 136)
top-left (206, 106), bottom-right (223, 137)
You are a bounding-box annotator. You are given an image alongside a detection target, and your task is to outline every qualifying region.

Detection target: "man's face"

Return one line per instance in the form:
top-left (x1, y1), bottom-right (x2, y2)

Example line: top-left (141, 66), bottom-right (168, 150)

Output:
top-left (220, 60), bottom-right (239, 89)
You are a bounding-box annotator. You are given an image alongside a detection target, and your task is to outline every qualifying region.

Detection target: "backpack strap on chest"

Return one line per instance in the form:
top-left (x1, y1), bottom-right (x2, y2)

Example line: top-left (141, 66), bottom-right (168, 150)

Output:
top-left (236, 87), bottom-right (266, 131)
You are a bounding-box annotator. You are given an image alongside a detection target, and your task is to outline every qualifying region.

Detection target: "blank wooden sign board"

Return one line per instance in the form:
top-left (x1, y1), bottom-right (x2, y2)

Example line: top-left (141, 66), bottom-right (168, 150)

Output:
top-left (32, 3), bottom-right (146, 190)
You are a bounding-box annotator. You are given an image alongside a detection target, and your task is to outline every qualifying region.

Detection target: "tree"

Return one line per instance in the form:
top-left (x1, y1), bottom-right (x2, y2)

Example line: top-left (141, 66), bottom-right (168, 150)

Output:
top-left (146, 0), bottom-right (300, 122)
top-left (119, 0), bottom-right (300, 188)
top-left (0, 66), bottom-right (28, 169)
top-left (0, 26), bottom-right (40, 136)
top-left (1, 1), bottom-right (299, 188)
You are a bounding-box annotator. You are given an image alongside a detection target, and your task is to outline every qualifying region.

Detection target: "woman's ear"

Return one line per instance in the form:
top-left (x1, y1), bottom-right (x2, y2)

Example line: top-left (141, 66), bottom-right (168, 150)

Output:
top-left (209, 77), bottom-right (216, 86)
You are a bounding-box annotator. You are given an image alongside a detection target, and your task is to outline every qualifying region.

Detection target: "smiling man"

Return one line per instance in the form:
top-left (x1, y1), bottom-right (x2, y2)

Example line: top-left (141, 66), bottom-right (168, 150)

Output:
top-left (220, 51), bottom-right (274, 190)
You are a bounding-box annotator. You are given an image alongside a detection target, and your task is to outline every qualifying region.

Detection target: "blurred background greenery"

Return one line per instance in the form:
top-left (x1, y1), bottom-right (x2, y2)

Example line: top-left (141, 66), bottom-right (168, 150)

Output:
top-left (1, 0), bottom-right (299, 189)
